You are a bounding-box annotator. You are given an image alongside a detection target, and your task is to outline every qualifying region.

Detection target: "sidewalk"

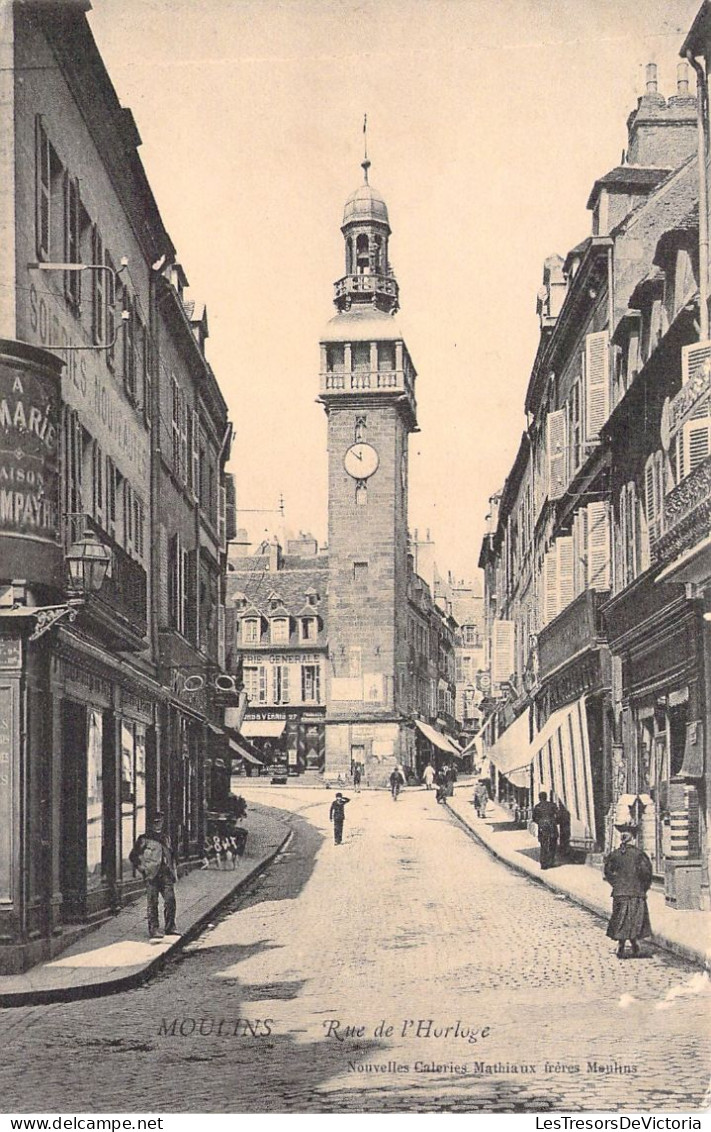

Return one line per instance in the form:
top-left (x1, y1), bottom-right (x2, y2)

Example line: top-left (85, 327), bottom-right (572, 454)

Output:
top-left (445, 790), bottom-right (711, 970)
top-left (0, 806), bottom-right (291, 1007)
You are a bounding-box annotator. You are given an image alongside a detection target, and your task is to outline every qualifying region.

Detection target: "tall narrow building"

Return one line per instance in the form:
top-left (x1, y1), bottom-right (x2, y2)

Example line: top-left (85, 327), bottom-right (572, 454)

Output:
top-left (319, 154), bottom-right (419, 784)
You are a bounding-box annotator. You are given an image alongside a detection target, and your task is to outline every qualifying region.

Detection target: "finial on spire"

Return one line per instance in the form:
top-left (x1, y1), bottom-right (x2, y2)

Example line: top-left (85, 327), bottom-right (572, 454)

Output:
top-left (362, 113), bottom-right (370, 183)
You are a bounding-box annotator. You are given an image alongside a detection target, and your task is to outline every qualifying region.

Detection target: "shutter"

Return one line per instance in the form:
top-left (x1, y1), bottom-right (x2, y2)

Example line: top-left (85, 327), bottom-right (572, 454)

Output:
top-left (191, 410), bottom-right (200, 500)
top-left (185, 549), bottom-right (197, 644)
top-left (259, 666), bottom-right (267, 703)
top-left (556, 536), bottom-right (574, 612)
top-left (685, 419), bottom-right (711, 474)
top-left (282, 664), bottom-right (290, 703)
top-left (217, 604), bottom-right (225, 670)
top-left (492, 620), bottom-right (514, 683)
top-left (585, 330), bottom-right (610, 440)
top-left (546, 409), bottom-right (568, 500)
top-left (543, 548), bottom-right (558, 625)
top-left (35, 116), bottom-right (50, 260)
top-left (225, 473), bottom-right (237, 541)
top-left (218, 484), bottom-right (227, 549)
top-left (587, 501), bottom-right (610, 589)
top-left (574, 508), bottom-right (589, 594)
top-left (158, 524), bottom-right (169, 624)
top-left (681, 341), bottom-right (711, 384)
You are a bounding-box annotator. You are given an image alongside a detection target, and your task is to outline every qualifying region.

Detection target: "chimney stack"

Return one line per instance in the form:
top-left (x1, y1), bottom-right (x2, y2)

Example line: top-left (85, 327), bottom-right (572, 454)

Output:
top-left (645, 62), bottom-right (658, 95)
top-left (677, 61), bottom-right (690, 96)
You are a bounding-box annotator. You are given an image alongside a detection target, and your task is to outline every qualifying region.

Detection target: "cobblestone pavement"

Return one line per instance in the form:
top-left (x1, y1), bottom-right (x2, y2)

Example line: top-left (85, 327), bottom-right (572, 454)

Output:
top-left (0, 787), bottom-right (709, 1114)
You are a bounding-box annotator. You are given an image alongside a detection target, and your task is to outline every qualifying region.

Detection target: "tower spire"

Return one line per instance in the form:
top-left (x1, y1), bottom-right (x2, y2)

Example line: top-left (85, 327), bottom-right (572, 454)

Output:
top-left (362, 113), bottom-right (370, 183)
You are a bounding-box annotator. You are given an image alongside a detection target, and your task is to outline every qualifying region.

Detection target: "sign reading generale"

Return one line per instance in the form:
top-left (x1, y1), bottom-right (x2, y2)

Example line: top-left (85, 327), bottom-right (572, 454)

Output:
top-left (0, 358), bottom-right (59, 540)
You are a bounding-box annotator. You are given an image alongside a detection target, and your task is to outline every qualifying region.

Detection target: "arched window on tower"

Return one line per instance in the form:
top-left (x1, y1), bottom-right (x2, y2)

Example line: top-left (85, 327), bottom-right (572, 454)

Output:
top-left (373, 236), bottom-right (382, 274)
top-left (346, 237), bottom-right (354, 275)
top-left (356, 233), bottom-right (370, 275)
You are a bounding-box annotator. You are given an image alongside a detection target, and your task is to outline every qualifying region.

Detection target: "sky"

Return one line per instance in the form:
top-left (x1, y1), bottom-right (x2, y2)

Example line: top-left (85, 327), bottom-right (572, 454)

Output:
top-left (87, 0), bottom-right (702, 585)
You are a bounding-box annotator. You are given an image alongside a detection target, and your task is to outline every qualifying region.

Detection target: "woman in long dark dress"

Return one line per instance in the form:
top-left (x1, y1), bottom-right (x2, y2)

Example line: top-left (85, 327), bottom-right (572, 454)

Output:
top-left (603, 826), bottom-right (653, 958)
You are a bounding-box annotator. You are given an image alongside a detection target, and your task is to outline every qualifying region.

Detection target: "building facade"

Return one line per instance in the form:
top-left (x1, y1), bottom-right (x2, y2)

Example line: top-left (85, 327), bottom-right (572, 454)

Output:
top-left (0, 1), bottom-right (235, 971)
top-left (479, 57), bottom-right (709, 902)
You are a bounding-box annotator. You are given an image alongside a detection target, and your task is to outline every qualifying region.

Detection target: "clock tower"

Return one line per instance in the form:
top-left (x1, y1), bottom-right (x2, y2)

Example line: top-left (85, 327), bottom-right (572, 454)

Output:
top-left (319, 153), bottom-right (418, 784)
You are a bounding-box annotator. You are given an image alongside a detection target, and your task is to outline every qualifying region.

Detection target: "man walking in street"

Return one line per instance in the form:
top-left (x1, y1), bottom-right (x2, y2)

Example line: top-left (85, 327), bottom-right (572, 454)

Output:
top-left (473, 779), bottom-right (489, 818)
top-left (422, 762), bottom-right (435, 791)
top-left (353, 764), bottom-right (362, 793)
top-left (129, 811), bottom-right (179, 942)
top-left (389, 766), bottom-right (405, 800)
top-left (532, 791), bottom-right (559, 870)
top-left (329, 792), bottom-right (350, 844)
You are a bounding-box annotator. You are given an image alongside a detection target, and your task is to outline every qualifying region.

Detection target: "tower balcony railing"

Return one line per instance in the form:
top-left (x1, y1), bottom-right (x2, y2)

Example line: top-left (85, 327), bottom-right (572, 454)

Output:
top-left (334, 274), bottom-right (399, 303)
top-left (321, 368), bottom-right (413, 394)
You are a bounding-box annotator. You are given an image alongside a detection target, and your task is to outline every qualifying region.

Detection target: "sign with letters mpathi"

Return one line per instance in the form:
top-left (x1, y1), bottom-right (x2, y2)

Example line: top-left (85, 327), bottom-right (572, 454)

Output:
top-left (0, 358), bottom-right (59, 542)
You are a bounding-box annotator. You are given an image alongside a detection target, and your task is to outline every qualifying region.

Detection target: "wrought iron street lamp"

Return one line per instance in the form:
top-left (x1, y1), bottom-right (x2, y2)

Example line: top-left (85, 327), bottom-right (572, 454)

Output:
top-left (66, 527), bottom-right (112, 596)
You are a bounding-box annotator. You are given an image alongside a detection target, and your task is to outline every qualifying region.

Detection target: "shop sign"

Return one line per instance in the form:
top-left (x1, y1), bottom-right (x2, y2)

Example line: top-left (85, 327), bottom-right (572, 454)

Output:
top-left (119, 686), bottom-right (154, 722)
top-left (241, 653), bottom-right (323, 665)
top-left (0, 359), bottom-right (59, 542)
top-left (59, 658), bottom-right (112, 707)
top-left (0, 640), bottom-right (22, 670)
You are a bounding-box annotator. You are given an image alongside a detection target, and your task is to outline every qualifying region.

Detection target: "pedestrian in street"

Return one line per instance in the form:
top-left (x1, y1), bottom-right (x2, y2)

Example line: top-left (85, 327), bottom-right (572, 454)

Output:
top-left (422, 762), bottom-right (435, 790)
top-left (390, 766), bottom-right (405, 800)
top-left (353, 764), bottom-right (362, 793)
top-left (557, 798), bottom-right (572, 858)
top-left (473, 780), bottom-right (489, 818)
top-left (532, 791), bottom-right (559, 870)
top-left (603, 825), bottom-right (653, 958)
top-left (129, 811), bottom-right (179, 942)
top-left (329, 792), bottom-right (350, 844)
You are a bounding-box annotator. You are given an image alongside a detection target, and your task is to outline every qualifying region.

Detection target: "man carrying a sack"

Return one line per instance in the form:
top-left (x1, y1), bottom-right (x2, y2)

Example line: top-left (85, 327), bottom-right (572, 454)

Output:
top-left (129, 811), bottom-right (179, 943)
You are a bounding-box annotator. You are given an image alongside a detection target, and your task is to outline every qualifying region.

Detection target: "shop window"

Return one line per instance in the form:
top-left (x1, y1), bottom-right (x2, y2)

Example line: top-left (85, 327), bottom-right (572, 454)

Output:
top-left (86, 710), bottom-right (105, 890)
top-left (121, 721), bottom-right (146, 877)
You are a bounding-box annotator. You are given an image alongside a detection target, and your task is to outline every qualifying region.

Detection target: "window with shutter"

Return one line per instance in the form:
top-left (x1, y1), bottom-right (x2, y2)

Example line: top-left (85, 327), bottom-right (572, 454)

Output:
top-left (64, 175), bottom-right (81, 307)
top-left (572, 508), bottom-right (588, 595)
top-left (492, 620), bottom-right (514, 683)
top-left (682, 395), bottom-right (711, 477)
top-left (35, 117), bottom-right (51, 260)
top-left (546, 409), bottom-right (568, 500)
top-left (587, 500), bottom-right (611, 590)
top-left (585, 331), bottom-right (610, 440)
top-left (543, 547), bottom-right (558, 625)
top-left (557, 536), bottom-right (574, 613)
top-left (191, 410), bottom-right (200, 499)
top-left (92, 226), bottom-right (105, 346)
top-left (681, 341), bottom-right (711, 385)
top-left (105, 254), bottom-right (116, 371)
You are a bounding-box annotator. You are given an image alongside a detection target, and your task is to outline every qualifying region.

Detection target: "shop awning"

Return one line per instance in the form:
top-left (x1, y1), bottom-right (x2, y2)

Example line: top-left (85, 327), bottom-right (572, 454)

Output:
top-left (530, 696), bottom-right (596, 846)
top-left (487, 710), bottom-right (532, 787)
top-left (414, 719), bottom-right (463, 759)
top-left (240, 720), bottom-right (286, 738)
top-left (229, 739), bottom-right (263, 766)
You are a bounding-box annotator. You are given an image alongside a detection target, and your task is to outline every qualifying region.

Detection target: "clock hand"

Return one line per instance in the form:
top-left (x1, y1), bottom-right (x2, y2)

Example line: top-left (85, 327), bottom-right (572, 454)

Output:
top-left (354, 450), bottom-right (362, 460)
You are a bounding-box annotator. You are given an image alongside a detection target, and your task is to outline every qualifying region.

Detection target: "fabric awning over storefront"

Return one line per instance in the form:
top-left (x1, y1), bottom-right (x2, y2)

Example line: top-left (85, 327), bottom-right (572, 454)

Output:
top-left (530, 696), bottom-right (596, 847)
top-left (240, 720), bottom-right (286, 738)
top-left (414, 719), bottom-right (463, 759)
top-left (228, 738), bottom-right (262, 765)
top-left (228, 738), bottom-right (263, 766)
top-left (487, 710), bottom-right (532, 787)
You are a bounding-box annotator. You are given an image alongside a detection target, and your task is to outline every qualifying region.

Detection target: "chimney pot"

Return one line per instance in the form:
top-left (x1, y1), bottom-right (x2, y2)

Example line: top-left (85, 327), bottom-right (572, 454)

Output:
top-left (677, 61), bottom-right (690, 96)
top-left (645, 62), bottom-right (658, 94)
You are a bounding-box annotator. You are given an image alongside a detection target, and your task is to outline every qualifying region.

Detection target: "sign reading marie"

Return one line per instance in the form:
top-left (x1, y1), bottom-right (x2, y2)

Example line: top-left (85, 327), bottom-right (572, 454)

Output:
top-left (0, 357), bottom-right (59, 539)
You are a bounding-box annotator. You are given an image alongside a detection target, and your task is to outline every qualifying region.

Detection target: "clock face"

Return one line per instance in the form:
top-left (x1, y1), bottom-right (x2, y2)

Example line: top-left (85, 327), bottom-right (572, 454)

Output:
top-left (344, 442), bottom-right (379, 480)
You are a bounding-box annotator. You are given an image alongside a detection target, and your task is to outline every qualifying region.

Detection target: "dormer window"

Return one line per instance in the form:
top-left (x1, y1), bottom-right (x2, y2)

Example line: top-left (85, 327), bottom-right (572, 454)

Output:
top-left (300, 616), bottom-right (316, 643)
top-left (242, 617), bottom-right (260, 644)
top-left (271, 617), bottom-right (289, 644)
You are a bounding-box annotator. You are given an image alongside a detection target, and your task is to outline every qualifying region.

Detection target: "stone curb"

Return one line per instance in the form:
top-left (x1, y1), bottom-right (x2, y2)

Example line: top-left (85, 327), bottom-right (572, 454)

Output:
top-left (0, 827), bottom-right (293, 1009)
top-left (444, 801), bottom-right (707, 971)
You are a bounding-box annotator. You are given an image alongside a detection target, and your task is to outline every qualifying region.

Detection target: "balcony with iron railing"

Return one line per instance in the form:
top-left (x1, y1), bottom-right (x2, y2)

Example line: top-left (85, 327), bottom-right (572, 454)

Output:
top-left (538, 588), bottom-right (609, 682)
top-left (651, 454), bottom-right (711, 567)
top-left (63, 513), bottom-right (148, 649)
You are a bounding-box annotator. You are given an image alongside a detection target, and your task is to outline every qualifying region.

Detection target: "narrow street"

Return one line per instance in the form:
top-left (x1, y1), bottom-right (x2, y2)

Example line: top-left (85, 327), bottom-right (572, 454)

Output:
top-left (0, 787), bottom-right (708, 1114)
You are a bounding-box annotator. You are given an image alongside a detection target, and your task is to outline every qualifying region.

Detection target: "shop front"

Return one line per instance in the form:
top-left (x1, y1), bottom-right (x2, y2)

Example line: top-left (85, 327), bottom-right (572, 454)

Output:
top-left (604, 569), bottom-right (707, 908)
top-left (239, 709), bottom-right (326, 775)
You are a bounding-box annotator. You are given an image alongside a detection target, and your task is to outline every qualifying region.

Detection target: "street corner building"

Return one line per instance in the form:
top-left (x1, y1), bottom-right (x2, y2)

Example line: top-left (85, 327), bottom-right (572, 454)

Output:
top-left (0, 0), bottom-right (239, 973)
top-left (478, 51), bottom-right (711, 911)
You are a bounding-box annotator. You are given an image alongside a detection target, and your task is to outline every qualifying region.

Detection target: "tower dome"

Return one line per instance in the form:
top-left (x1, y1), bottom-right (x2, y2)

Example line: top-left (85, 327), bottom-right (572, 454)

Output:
top-left (343, 178), bottom-right (390, 228)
